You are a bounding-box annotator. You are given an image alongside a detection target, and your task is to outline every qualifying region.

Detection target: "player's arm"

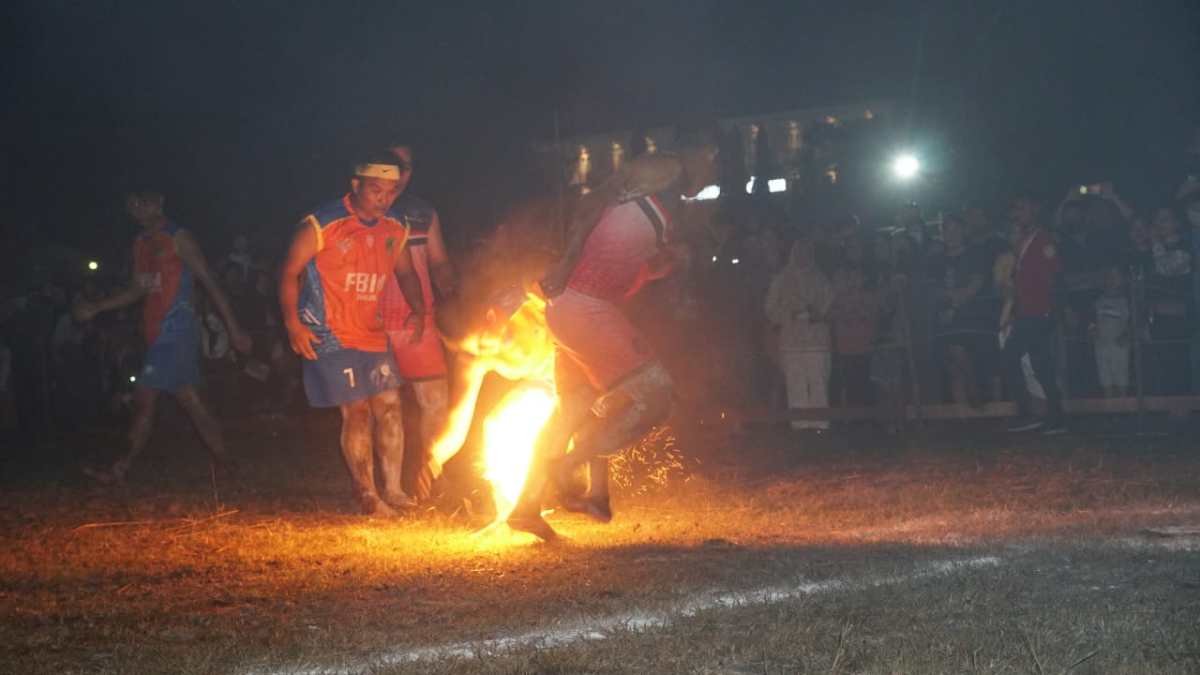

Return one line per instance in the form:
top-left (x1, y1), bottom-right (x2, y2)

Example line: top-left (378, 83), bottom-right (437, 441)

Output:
top-left (425, 211), bottom-right (458, 298)
top-left (176, 230), bottom-right (251, 354)
top-left (394, 243), bottom-right (426, 343)
top-left (279, 222), bottom-right (320, 360)
top-left (73, 266), bottom-right (146, 322)
top-left (416, 356), bottom-right (488, 497)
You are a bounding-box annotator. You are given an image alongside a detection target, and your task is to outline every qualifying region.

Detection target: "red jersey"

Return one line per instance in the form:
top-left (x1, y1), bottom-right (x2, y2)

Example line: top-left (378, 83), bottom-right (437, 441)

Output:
top-left (296, 195), bottom-right (409, 353)
top-left (132, 222), bottom-right (193, 345)
top-left (566, 195), bottom-right (670, 302)
top-left (1015, 228), bottom-right (1060, 318)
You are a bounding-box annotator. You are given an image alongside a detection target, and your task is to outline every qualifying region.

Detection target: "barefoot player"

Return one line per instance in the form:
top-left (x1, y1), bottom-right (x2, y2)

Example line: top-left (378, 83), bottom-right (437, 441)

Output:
top-left (74, 190), bottom-right (252, 483)
top-left (279, 154), bottom-right (427, 516)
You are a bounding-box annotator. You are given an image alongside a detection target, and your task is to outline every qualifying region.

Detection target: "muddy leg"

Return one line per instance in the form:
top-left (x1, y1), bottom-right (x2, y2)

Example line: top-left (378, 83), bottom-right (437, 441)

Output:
top-left (340, 399), bottom-right (392, 515)
top-left (369, 389), bottom-right (413, 509)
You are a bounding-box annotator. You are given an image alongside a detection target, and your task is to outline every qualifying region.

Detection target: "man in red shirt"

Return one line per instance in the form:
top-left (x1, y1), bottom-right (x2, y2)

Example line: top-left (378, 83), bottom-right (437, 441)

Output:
top-left (1003, 195), bottom-right (1065, 433)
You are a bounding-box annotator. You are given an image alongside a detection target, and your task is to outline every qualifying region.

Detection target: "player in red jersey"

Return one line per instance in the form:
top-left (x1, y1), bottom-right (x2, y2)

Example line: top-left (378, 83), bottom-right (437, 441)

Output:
top-left (508, 125), bottom-right (722, 539)
top-left (378, 143), bottom-right (458, 497)
top-left (74, 191), bottom-right (251, 483)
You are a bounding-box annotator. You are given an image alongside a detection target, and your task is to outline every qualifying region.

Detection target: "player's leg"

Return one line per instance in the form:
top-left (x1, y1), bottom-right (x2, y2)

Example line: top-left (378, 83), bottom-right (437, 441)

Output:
top-left (89, 385), bottom-right (159, 483)
top-left (339, 398), bottom-right (394, 516)
top-left (369, 387), bottom-right (415, 509)
top-left (173, 384), bottom-right (236, 473)
top-left (412, 378), bottom-right (449, 457)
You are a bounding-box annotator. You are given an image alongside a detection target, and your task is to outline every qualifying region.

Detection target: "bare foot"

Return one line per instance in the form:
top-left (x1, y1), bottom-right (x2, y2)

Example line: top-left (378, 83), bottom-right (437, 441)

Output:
top-left (507, 512), bottom-right (558, 541)
top-left (361, 494), bottom-right (399, 517)
top-left (382, 490), bottom-right (418, 510)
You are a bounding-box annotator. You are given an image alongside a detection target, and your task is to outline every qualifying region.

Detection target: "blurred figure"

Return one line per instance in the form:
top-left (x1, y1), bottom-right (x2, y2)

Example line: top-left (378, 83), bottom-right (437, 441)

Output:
top-left (925, 214), bottom-right (992, 407)
top-left (1146, 207), bottom-right (1192, 395)
top-left (1090, 266), bottom-right (1131, 398)
top-left (830, 264), bottom-right (882, 409)
top-left (73, 191), bottom-right (252, 483)
top-left (765, 238), bottom-right (836, 432)
top-left (1002, 195), bottom-right (1065, 434)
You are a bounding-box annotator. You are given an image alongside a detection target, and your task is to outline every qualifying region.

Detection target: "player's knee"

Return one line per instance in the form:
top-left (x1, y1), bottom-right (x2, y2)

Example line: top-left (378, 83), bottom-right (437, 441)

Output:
top-left (341, 400), bottom-right (372, 427)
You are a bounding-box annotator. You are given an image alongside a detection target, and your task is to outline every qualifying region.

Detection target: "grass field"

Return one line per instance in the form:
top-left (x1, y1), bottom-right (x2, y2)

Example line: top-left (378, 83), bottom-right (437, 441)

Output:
top-left (1, 409), bottom-right (1198, 674)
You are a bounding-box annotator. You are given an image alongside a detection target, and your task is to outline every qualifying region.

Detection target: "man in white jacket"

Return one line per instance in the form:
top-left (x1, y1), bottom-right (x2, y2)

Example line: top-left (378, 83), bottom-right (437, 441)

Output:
top-left (765, 238), bottom-right (836, 431)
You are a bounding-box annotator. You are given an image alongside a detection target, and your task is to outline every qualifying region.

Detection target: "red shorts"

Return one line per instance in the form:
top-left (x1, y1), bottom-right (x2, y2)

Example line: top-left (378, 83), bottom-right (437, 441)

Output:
top-left (386, 313), bottom-right (447, 381)
top-left (546, 288), bottom-right (652, 391)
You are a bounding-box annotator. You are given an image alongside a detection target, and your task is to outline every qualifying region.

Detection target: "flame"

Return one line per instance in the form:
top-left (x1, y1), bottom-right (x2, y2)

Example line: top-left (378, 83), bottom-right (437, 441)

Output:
top-left (480, 384), bottom-right (556, 522)
top-left (431, 292), bottom-right (560, 528)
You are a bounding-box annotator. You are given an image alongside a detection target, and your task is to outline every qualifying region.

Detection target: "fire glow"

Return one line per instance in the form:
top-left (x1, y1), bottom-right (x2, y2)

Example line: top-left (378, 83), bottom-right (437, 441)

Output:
top-left (431, 292), bottom-right (559, 532)
top-left (480, 384), bottom-right (556, 522)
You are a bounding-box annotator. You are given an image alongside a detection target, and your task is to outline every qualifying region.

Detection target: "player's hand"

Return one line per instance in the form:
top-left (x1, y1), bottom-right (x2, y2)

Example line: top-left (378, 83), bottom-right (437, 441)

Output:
top-left (403, 313), bottom-right (424, 344)
top-left (231, 328), bottom-right (253, 355)
top-left (285, 320), bottom-right (319, 360)
top-left (72, 301), bottom-right (97, 323)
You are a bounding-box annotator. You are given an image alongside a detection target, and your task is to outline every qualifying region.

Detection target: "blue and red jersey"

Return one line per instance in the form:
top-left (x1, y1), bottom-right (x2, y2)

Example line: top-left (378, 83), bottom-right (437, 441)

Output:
top-left (132, 222), bottom-right (194, 345)
top-left (297, 195), bottom-right (409, 354)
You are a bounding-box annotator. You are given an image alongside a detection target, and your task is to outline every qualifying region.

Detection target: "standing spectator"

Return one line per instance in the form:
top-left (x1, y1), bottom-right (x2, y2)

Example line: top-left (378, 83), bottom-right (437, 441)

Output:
top-left (925, 214), bottom-right (993, 407)
top-left (765, 238), bottom-right (836, 432)
top-left (1003, 195), bottom-right (1065, 434)
top-left (1145, 207), bottom-right (1192, 394)
top-left (226, 234), bottom-right (254, 284)
top-left (1090, 266), bottom-right (1131, 398)
top-left (1180, 178), bottom-right (1200, 392)
top-left (830, 264), bottom-right (882, 408)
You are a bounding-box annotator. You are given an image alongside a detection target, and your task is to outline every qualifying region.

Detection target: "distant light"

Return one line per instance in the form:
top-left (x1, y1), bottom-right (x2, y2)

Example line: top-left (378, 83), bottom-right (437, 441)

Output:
top-left (87, 260), bottom-right (99, 271)
top-left (128, 375), bottom-right (137, 383)
top-left (711, 255), bottom-right (719, 263)
top-left (892, 154), bottom-right (920, 181)
top-left (731, 258), bottom-right (741, 265)
top-left (745, 177), bottom-right (788, 194)
top-left (685, 184), bottom-right (721, 201)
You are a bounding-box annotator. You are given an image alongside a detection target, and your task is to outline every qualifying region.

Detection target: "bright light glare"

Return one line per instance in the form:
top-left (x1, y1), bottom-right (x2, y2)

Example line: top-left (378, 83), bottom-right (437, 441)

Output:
top-left (892, 154), bottom-right (920, 180)
top-left (128, 375), bottom-right (137, 383)
top-left (686, 184), bottom-right (721, 201)
top-left (481, 385), bottom-right (556, 523)
top-left (87, 260), bottom-right (99, 271)
top-left (745, 177), bottom-right (788, 194)
top-left (731, 258), bottom-right (741, 265)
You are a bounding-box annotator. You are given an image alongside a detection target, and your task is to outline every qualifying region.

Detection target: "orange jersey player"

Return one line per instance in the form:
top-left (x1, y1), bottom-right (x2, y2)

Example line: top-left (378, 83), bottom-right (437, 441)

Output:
top-left (279, 153), bottom-right (427, 516)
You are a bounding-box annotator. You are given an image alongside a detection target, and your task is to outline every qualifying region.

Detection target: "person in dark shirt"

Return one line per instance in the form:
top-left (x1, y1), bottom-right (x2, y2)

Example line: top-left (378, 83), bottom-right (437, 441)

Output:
top-left (1146, 207), bottom-right (1193, 394)
top-left (925, 214), bottom-right (993, 407)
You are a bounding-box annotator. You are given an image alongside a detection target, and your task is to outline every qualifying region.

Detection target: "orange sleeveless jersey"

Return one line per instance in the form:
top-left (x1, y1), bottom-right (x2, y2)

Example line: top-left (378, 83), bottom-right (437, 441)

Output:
top-left (297, 195), bottom-right (409, 354)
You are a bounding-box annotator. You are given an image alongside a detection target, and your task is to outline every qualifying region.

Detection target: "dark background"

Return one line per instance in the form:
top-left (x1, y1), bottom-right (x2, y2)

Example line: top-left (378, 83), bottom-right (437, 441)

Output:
top-left (4, 0), bottom-right (1199, 274)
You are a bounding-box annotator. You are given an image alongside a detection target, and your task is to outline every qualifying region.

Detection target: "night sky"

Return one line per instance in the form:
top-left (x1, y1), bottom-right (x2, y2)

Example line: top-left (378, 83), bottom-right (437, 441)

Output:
top-left (5, 0), bottom-right (1199, 271)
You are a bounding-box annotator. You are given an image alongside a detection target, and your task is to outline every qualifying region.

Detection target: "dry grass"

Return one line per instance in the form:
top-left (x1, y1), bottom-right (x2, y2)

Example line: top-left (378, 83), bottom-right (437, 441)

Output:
top-left (1, 414), bottom-right (1199, 673)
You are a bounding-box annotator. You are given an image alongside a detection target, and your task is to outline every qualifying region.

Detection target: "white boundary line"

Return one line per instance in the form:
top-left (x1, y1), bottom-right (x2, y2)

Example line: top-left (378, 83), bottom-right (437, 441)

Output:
top-left (250, 554), bottom-right (1002, 675)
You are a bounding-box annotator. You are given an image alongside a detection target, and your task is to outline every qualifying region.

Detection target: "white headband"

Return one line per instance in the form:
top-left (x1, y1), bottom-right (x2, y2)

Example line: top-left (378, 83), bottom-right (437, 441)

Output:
top-left (354, 163), bottom-right (401, 180)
